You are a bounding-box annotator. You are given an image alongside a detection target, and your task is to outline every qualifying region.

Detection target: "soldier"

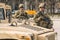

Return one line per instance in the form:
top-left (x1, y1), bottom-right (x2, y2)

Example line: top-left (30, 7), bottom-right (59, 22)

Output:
top-left (14, 4), bottom-right (29, 19)
top-left (10, 4), bottom-right (29, 26)
top-left (34, 3), bottom-right (53, 29)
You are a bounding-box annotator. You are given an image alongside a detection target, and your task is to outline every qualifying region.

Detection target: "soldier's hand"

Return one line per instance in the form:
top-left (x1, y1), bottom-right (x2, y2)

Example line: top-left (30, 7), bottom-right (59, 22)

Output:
top-left (38, 17), bottom-right (43, 20)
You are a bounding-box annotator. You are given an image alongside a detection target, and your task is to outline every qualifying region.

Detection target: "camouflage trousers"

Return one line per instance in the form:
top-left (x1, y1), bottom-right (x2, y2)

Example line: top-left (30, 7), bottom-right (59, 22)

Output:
top-left (36, 20), bottom-right (53, 29)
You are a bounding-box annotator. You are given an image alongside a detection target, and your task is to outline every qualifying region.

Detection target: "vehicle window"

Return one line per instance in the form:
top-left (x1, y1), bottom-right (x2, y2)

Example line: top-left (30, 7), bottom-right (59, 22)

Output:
top-left (0, 8), bottom-right (5, 20)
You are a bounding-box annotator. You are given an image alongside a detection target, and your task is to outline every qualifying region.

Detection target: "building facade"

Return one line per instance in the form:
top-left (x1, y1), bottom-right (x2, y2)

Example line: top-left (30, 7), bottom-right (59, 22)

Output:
top-left (0, 0), bottom-right (60, 13)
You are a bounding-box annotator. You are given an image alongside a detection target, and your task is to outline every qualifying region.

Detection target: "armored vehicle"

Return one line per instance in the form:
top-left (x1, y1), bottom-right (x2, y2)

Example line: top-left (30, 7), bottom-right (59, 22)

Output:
top-left (0, 3), bottom-right (12, 23)
top-left (0, 3), bottom-right (57, 40)
top-left (0, 23), bottom-right (57, 40)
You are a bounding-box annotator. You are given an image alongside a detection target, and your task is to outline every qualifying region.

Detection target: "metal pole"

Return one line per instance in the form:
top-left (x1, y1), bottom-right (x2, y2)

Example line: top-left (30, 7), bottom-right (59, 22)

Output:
top-left (35, 0), bottom-right (38, 11)
top-left (24, 0), bottom-right (28, 10)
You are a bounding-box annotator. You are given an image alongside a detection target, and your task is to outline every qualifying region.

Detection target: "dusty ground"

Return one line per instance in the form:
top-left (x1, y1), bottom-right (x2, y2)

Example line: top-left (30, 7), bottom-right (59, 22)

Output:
top-left (50, 15), bottom-right (60, 40)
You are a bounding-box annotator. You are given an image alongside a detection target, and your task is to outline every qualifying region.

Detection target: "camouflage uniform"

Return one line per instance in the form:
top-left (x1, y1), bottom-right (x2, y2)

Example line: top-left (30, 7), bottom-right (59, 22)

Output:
top-left (14, 4), bottom-right (29, 19)
top-left (14, 10), bottom-right (29, 20)
top-left (34, 3), bottom-right (53, 29)
top-left (10, 4), bottom-right (29, 26)
top-left (34, 11), bottom-right (53, 29)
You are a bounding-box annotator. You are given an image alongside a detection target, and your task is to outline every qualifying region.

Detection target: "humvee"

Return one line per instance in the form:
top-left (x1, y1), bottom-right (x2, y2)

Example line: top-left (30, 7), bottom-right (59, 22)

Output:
top-left (0, 22), bottom-right (57, 40)
top-left (0, 3), bottom-right (12, 23)
top-left (0, 3), bottom-right (57, 40)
